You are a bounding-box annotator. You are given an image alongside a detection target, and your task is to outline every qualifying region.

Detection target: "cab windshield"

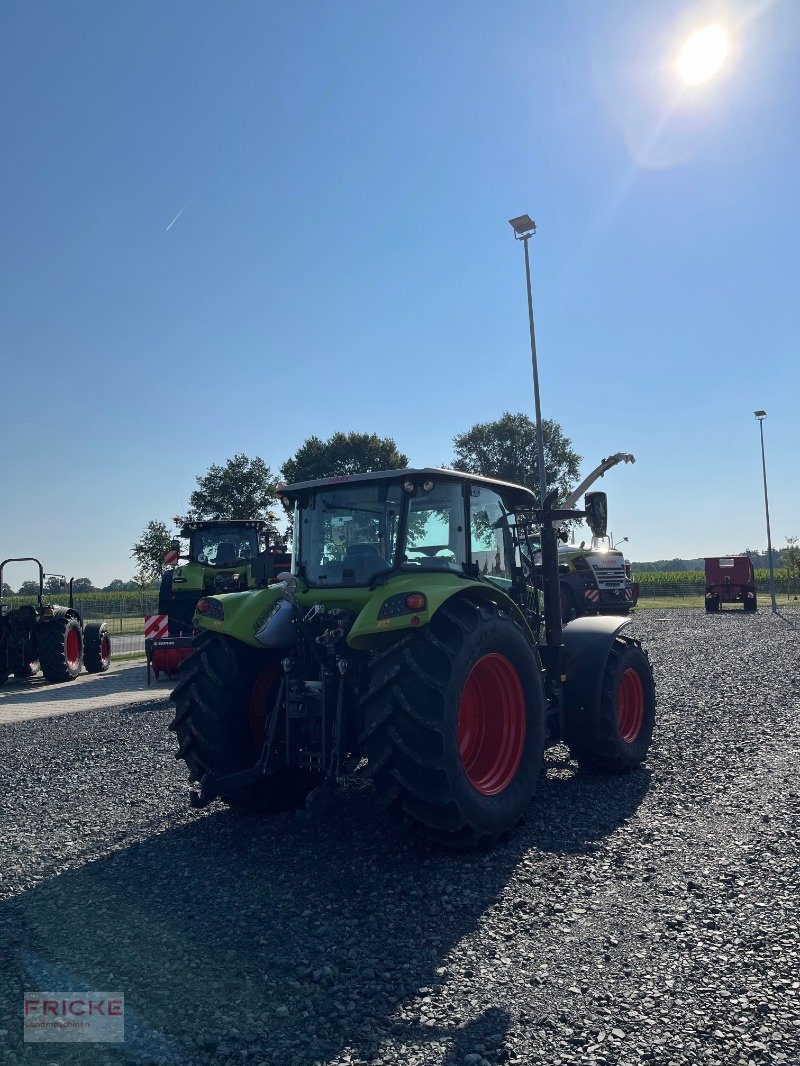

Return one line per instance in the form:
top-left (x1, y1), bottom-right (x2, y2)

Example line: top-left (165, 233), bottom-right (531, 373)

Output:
top-left (190, 526), bottom-right (259, 568)
top-left (298, 484), bottom-right (403, 586)
top-left (296, 479), bottom-right (468, 587)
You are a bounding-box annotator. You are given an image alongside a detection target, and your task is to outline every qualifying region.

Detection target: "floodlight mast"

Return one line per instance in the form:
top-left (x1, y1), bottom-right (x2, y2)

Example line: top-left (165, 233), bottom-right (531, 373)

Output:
top-left (509, 215), bottom-right (547, 508)
top-left (754, 410), bottom-right (778, 613)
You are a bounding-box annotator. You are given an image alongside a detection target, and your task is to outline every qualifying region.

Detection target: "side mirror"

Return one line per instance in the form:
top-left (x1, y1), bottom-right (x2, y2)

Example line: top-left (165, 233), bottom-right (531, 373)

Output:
top-left (584, 492), bottom-right (608, 538)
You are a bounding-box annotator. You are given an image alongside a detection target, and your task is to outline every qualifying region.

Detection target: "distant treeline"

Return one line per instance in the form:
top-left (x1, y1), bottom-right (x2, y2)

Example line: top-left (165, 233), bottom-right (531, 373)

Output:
top-left (633, 549), bottom-right (788, 573)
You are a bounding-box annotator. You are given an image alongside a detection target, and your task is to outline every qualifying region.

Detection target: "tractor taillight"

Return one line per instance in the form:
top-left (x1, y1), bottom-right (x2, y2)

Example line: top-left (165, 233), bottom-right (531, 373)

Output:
top-left (196, 597), bottom-right (224, 621)
top-left (405, 593), bottom-right (427, 611)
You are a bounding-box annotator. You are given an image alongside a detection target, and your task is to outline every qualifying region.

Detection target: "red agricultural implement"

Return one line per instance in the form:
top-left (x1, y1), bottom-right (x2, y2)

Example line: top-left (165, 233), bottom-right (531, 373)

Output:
top-left (704, 556), bottom-right (757, 613)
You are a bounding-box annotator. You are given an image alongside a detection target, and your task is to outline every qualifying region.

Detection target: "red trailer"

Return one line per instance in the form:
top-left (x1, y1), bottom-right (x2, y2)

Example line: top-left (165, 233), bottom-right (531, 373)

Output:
top-left (704, 556), bottom-right (757, 613)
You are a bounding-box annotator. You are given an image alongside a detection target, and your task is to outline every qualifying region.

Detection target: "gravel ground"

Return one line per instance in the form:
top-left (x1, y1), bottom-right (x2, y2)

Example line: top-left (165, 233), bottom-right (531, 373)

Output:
top-left (1, 607), bottom-right (798, 1066)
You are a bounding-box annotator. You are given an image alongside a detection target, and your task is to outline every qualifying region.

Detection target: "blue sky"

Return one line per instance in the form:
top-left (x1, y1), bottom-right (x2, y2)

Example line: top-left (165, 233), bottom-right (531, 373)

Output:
top-left (1, 0), bottom-right (798, 587)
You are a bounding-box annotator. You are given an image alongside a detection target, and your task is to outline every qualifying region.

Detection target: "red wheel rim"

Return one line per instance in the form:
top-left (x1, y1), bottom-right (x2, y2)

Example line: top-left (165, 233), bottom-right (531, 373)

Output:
top-left (617, 667), bottom-right (644, 743)
top-left (66, 628), bottom-right (81, 669)
top-left (457, 653), bottom-right (526, 796)
top-left (249, 660), bottom-right (282, 746)
top-left (101, 636), bottom-right (110, 662)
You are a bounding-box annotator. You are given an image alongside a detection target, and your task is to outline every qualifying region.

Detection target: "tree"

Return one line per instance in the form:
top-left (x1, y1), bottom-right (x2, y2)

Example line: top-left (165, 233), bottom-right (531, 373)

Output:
top-left (1, 582), bottom-right (12, 596)
top-left (281, 432), bottom-right (409, 486)
top-left (104, 579), bottom-right (128, 591)
top-left (44, 576), bottom-right (63, 594)
top-left (131, 520), bottom-right (172, 584)
top-left (783, 536), bottom-right (799, 597)
top-left (451, 412), bottom-right (582, 508)
top-left (17, 580), bottom-right (41, 596)
top-left (188, 454), bottom-right (278, 529)
top-left (72, 578), bottom-right (94, 593)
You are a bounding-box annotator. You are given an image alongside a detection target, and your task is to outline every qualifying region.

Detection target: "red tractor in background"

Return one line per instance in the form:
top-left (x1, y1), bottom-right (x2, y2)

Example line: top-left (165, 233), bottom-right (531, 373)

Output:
top-left (704, 556), bottom-right (757, 613)
top-left (0, 557), bottom-right (111, 684)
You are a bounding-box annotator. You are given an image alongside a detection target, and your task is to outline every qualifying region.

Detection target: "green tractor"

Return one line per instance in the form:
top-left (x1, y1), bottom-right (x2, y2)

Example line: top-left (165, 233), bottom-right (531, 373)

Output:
top-left (0, 558), bottom-right (111, 685)
top-left (170, 469), bottom-right (655, 847)
top-left (159, 519), bottom-right (290, 636)
top-left (151, 520), bottom-right (291, 678)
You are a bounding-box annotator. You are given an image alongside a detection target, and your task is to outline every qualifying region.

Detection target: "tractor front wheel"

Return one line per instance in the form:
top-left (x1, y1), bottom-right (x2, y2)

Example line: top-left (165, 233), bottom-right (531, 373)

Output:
top-left (12, 657), bottom-right (40, 679)
top-left (565, 637), bottom-right (655, 773)
top-left (39, 616), bottom-right (83, 683)
top-left (169, 632), bottom-right (322, 811)
top-left (362, 596), bottom-right (546, 848)
top-left (83, 623), bottom-right (111, 673)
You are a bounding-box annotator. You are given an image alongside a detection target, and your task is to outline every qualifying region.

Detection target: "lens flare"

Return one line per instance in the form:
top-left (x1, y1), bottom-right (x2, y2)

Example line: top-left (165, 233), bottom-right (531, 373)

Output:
top-left (677, 25), bottom-right (728, 85)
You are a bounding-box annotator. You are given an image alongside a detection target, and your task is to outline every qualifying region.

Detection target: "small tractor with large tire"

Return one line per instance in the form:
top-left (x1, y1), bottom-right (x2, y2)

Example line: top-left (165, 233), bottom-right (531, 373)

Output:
top-left (0, 558), bottom-right (111, 684)
top-left (170, 468), bottom-right (655, 848)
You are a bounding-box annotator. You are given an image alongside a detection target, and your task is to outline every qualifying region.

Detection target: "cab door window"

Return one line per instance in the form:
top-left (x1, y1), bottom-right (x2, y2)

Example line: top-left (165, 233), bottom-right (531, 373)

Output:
top-left (469, 486), bottom-right (511, 580)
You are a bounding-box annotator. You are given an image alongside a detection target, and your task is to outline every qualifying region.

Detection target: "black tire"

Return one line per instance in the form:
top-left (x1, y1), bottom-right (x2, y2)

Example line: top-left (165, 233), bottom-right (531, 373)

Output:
top-left (83, 622), bottom-right (111, 673)
top-left (705, 595), bottom-right (719, 613)
top-left (361, 595), bottom-right (546, 849)
top-left (38, 615), bottom-right (83, 683)
top-left (12, 657), bottom-right (40, 679)
top-left (744, 595), bottom-right (757, 612)
top-left (560, 585), bottom-right (580, 624)
top-left (169, 632), bottom-right (321, 811)
top-left (565, 637), bottom-right (655, 773)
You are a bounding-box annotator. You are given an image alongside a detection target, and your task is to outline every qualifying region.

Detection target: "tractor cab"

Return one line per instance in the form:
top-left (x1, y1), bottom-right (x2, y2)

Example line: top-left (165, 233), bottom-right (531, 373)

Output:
top-left (285, 468), bottom-right (534, 592)
top-left (179, 520), bottom-right (267, 568)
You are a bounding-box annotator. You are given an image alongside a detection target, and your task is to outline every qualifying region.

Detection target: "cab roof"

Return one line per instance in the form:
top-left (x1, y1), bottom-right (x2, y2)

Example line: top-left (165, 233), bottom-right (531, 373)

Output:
top-left (180, 519), bottom-right (267, 536)
top-left (280, 467), bottom-right (538, 510)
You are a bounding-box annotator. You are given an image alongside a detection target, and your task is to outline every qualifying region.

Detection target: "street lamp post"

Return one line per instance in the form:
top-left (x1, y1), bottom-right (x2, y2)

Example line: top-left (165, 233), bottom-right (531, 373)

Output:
top-left (754, 410), bottom-right (778, 614)
top-left (508, 215), bottom-right (548, 507)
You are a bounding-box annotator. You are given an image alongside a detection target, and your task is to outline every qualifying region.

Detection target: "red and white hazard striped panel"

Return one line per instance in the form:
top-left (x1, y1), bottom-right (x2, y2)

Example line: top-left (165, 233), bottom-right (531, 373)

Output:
top-left (164, 549), bottom-right (179, 566)
top-left (585, 589), bottom-right (600, 603)
top-left (145, 614), bottom-right (169, 640)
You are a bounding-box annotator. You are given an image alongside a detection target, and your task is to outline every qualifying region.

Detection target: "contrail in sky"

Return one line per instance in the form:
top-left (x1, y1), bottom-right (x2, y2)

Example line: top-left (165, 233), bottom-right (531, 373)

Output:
top-left (165, 200), bottom-right (191, 232)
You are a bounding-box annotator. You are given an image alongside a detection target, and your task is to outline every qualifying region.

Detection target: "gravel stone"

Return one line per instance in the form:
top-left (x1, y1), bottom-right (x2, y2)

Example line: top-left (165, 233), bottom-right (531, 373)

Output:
top-left (0, 608), bottom-right (798, 1065)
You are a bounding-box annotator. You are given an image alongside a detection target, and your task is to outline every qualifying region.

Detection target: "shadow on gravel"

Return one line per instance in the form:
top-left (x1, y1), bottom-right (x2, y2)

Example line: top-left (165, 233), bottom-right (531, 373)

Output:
top-left (1, 763), bottom-right (650, 1066)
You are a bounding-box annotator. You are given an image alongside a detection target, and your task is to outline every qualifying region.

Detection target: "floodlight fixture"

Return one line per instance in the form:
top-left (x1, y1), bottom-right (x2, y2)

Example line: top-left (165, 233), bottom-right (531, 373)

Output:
top-left (508, 214), bottom-right (537, 239)
top-left (754, 409), bottom-right (766, 419)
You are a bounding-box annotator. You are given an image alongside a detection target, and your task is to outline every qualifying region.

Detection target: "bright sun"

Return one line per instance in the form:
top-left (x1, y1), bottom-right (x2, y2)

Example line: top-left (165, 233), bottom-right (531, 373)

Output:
top-left (676, 24), bottom-right (729, 85)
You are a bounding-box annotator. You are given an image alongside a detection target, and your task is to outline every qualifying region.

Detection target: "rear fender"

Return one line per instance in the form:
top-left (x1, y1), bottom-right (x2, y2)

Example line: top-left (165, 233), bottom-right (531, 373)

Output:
top-left (561, 615), bottom-right (633, 731)
top-left (346, 575), bottom-right (535, 651)
top-left (193, 587), bottom-right (285, 648)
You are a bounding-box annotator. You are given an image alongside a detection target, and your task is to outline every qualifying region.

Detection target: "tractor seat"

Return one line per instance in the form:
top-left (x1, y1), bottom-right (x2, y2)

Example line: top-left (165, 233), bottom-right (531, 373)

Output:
top-left (341, 544), bottom-right (389, 583)
top-left (214, 546), bottom-right (237, 567)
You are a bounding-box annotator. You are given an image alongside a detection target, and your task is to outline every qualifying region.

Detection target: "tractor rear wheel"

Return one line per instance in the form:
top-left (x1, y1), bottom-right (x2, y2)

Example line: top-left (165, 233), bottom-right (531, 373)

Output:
top-left (744, 595), bottom-right (757, 612)
top-left (83, 622), bottom-right (111, 673)
top-left (705, 595), bottom-right (719, 613)
top-left (362, 596), bottom-right (546, 848)
top-left (565, 636), bottom-right (655, 773)
top-left (169, 632), bottom-right (322, 811)
top-left (39, 615), bottom-right (83, 682)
